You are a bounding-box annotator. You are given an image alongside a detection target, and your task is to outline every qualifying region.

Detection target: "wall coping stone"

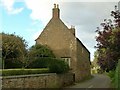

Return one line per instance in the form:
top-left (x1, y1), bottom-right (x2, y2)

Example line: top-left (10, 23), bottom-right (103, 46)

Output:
top-left (1, 73), bottom-right (57, 79)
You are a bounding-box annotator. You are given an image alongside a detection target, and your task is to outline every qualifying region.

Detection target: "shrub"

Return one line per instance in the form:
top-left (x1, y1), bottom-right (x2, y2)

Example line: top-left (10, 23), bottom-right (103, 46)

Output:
top-left (4, 58), bottom-right (23, 69)
top-left (108, 70), bottom-right (115, 83)
top-left (114, 59), bottom-right (120, 89)
top-left (28, 44), bottom-right (55, 58)
top-left (1, 68), bottom-right (49, 76)
top-left (108, 59), bottom-right (120, 89)
top-left (27, 57), bottom-right (53, 68)
top-left (49, 59), bottom-right (69, 74)
top-left (27, 57), bottom-right (69, 74)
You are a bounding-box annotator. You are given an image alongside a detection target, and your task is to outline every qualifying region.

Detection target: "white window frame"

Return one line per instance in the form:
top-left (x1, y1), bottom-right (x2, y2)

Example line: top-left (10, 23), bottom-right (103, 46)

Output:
top-left (61, 57), bottom-right (71, 67)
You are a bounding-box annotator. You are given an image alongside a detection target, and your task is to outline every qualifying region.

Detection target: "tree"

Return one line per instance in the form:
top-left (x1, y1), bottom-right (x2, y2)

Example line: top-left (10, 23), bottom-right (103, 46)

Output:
top-left (27, 44), bottom-right (69, 74)
top-left (92, 51), bottom-right (99, 68)
top-left (2, 33), bottom-right (28, 69)
top-left (28, 44), bottom-right (55, 58)
top-left (95, 5), bottom-right (120, 72)
top-left (27, 44), bottom-right (55, 68)
top-left (0, 35), bottom-right (2, 69)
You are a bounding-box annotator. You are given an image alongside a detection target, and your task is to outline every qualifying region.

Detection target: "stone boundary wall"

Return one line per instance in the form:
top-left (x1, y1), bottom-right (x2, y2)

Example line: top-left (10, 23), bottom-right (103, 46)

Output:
top-left (2, 73), bottom-right (74, 88)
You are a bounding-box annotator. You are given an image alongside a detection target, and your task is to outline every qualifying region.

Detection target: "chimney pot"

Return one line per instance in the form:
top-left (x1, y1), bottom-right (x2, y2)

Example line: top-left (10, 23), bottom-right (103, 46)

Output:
top-left (54, 4), bottom-right (56, 8)
top-left (57, 4), bottom-right (59, 8)
top-left (52, 4), bottom-right (60, 19)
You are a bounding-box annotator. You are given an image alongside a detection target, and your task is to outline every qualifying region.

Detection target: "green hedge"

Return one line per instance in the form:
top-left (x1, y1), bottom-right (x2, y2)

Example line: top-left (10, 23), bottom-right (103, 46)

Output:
top-left (1, 68), bottom-right (49, 76)
top-left (115, 59), bottom-right (120, 89)
top-left (28, 57), bottom-right (69, 74)
top-left (27, 57), bottom-right (52, 68)
top-left (108, 70), bottom-right (115, 84)
top-left (4, 59), bottom-right (23, 69)
top-left (1, 58), bottom-right (70, 76)
top-left (49, 59), bottom-right (69, 74)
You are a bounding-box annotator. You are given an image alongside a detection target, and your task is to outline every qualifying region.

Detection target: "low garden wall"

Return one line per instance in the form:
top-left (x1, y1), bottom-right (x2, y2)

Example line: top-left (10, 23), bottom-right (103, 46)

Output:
top-left (2, 73), bottom-right (74, 88)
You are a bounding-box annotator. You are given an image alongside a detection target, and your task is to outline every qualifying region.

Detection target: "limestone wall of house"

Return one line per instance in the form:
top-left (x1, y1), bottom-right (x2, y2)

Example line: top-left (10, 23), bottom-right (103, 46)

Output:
top-left (36, 19), bottom-right (74, 57)
top-left (36, 18), bottom-right (91, 82)
top-left (2, 73), bottom-right (74, 88)
top-left (36, 19), bottom-right (77, 70)
top-left (35, 5), bottom-right (91, 82)
top-left (76, 39), bottom-right (91, 81)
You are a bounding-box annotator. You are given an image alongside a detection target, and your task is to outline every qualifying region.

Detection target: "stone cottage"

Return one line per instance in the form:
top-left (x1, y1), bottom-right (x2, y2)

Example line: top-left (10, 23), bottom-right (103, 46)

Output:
top-left (35, 4), bottom-right (91, 82)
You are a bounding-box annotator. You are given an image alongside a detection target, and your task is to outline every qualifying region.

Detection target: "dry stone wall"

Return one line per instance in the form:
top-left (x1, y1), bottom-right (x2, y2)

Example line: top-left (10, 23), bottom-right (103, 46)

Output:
top-left (2, 73), bottom-right (74, 88)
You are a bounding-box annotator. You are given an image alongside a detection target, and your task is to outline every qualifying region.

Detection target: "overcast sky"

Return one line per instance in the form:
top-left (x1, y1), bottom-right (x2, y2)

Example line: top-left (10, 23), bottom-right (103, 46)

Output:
top-left (0, 0), bottom-right (119, 61)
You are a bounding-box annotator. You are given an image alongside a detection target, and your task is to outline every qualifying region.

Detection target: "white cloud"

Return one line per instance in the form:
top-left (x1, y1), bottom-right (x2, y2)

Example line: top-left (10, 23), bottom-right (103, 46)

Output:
top-left (60, 2), bottom-right (118, 60)
top-left (1, 0), bottom-right (24, 14)
top-left (1, 0), bottom-right (15, 11)
top-left (10, 7), bottom-right (24, 14)
top-left (24, 0), bottom-right (62, 25)
top-left (24, 0), bottom-right (64, 42)
top-left (2, 0), bottom-right (117, 60)
top-left (24, 1), bottom-right (118, 60)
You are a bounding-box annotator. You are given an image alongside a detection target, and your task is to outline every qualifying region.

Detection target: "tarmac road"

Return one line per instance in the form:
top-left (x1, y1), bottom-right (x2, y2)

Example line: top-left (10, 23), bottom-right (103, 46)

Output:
top-left (66, 74), bottom-right (111, 89)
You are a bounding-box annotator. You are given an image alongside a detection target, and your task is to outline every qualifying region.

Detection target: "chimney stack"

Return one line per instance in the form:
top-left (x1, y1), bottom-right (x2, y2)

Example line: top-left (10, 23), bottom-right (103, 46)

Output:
top-left (52, 4), bottom-right (60, 19)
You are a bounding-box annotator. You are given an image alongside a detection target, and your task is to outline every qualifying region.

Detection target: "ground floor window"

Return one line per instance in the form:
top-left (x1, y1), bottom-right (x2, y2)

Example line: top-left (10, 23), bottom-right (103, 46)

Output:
top-left (61, 57), bottom-right (71, 67)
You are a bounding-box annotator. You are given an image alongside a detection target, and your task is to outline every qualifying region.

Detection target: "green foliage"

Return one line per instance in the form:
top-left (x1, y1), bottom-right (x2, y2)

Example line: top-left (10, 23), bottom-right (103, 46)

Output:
top-left (108, 70), bottom-right (115, 83)
top-left (95, 5), bottom-right (120, 71)
top-left (96, 28), bottom-right (120, 71)
top-left (27, 44), bottom-right (55, 68)
top-left (114, 59), bottom-right (120, 89)
top-left (27, 57), bottom-right (52, 68)
top-left (27, 44), bottom-right (69, 74)
top-left (0, 54), bottom-right (1, 69)
top-left (28, 57), bottom-right (69, 74)
top-left (4, 58), bottom-right (23, 69)
top-left (1, 33), bottom-right (27, 69)
top-left (108, 60), bottom-right (120, 89)
top-left (49, 59), bottom-right (69, 74)
top-left (1, 68), bottom-right (49, 76)
top-left (92, 51), bottom-right (98, 65)
top-left (92, 51), bottom-right (99, 68)
top-left (28, 44), bottom-right (55, 58)
top-left (1, 33), bottom-right (69, 74)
